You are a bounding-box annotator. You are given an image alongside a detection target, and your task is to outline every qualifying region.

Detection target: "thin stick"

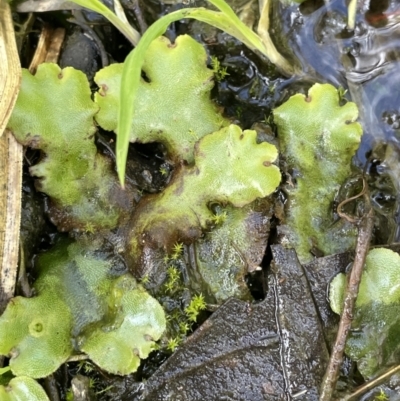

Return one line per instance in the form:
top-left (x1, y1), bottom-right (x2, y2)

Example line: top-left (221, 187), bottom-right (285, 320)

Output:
top-left (0, 131), bottom-right (22, 315)
top-left (320, 180), bottom-right (374, 401)
top-left (67, 354), bottom-right (89, 362)
top-left (347, 0), bottom-right (357, 30)
top-left (337, 179), bottom-right (366, 224)
top-left (341, 364), bottom-right (400, 401)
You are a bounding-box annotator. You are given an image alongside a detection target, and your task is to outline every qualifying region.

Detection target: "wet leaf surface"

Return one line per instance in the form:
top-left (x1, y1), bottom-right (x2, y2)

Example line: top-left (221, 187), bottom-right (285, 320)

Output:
top-left (303, 251), bottom-right (353, 345)
top-left (189, 199), bottom-right (274, 303)
top-left (140, 245), bottom-right (329, 401)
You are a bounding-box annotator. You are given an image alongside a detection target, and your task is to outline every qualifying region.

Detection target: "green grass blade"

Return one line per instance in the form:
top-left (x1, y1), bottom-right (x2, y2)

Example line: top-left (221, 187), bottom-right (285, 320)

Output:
top-left (0, 366), bottom-right (11, 375)
top-left (117, 8), bottom-right (249, 186)
top-left (117, 2), bottom-right (294, 186)
top-left (187, 9), bottom-right (267, 54)
top-left (206, 0), bottom-right (238, 20)
top-left (68, 0), bottom-right (140, 45)
top-left (117, 13), bottom-right (175, 187)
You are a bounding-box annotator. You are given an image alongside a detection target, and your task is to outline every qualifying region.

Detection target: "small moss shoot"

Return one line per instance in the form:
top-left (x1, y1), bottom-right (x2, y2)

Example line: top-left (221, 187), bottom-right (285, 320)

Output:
top-left (66, 389), bottom-right (74, 401)
top-left (158, 261), bottom-right (209, 354)
top-left (166, 337), bottom-right (181, 352)
top-left (374, 389), bottom-right (389, 401)
top-left (211, 210), bottom-right (228, 225)
top-left (171, 242), bottom-right (184, 258)
top-left (159, 167), bottom-right (168, 176)
top-left (210, 56), bottom-right (229, 81)
top-left (185, 294), bottom-right (207, 322)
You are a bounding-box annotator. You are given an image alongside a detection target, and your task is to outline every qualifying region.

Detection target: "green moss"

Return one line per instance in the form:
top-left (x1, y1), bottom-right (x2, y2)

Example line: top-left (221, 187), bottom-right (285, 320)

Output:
top-left (0, 239), bottom-right (166, 378)
top-left (126, 124), bottom-right (281, 269)
top-left (329, 248), bottom-right (400, 378)
top-left (94, 35), bottom-right (229, 164)
top-left (273, 83), bottom-right (363, 263)
top-left (7, 63), bottom-right (134, 232)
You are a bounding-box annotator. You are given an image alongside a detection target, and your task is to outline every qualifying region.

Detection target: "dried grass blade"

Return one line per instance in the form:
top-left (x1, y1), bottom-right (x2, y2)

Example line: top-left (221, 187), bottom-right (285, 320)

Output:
top-left (0, 0), bottom-right (21, 138)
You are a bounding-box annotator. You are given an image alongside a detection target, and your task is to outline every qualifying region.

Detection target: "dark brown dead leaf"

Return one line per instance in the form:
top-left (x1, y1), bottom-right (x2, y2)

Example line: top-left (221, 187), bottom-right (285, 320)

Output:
top-left (140, 245), bottom-right (330, 401)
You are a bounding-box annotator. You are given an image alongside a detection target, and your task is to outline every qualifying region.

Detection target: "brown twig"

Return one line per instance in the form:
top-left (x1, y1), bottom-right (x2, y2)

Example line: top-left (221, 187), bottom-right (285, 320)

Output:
top-left (320, 178), bottom-right (374, 401)
top-left (28, 24), bottom-right (66, 74)
top-left (337, 179), bottom-right (366, 224)
top-left (341, 364), bottom-right (400, 400)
